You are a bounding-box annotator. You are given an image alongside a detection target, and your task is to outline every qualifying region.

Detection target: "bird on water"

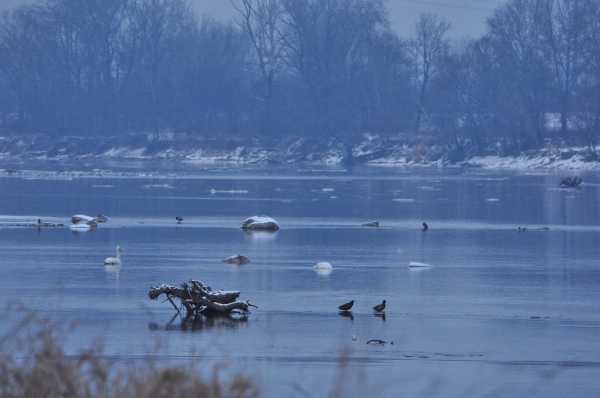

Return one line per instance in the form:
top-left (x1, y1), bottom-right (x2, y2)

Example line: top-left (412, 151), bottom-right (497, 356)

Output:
top-left (104, 245), bottom-right (123, 266)
top-left (338, 300), bottom-right (354, 312)
top-left (176, 216), bottom-right (183, 224)
top-left (422, 222), bottom-right (429, 231)
top-left (373, 300), bottom-right (386, 313)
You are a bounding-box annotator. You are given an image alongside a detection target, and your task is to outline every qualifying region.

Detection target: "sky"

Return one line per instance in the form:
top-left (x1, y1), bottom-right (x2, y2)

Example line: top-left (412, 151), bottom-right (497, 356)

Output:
top-left (0, 0), bottom-right (506, 38)
top-left (191, 0), bottom-right (505, 38)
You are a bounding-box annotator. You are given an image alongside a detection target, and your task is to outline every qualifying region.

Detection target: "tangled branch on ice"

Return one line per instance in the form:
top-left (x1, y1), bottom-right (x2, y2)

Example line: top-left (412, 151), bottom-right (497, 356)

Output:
top-left (148, 279), bottom-right (256, 318)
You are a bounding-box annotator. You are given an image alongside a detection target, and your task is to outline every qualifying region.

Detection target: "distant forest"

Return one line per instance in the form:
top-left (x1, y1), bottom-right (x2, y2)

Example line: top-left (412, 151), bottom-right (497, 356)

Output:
top-left (1, 0), bottom-right (600, 155)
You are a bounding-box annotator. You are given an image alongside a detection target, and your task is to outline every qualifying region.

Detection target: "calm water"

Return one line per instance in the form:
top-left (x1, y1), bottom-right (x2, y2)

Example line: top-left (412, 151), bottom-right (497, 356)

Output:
top-left (1, 162), bottom-right (600, 397)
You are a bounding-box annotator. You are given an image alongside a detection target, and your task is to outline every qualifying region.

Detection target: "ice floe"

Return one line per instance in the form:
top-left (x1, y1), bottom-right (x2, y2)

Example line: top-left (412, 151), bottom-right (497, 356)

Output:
top-left (241, 216), bottom-right (280, 231)
top-left (392, 198), bottom-right (416, 203)
top-left (313, 261), bottom-right (333, 275)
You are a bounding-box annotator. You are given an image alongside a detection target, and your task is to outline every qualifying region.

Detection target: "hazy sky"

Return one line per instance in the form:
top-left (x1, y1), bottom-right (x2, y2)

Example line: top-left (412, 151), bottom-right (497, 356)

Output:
top-left (191, 0), bottom-right (505, 38)
top-left (1, 0), bottom-right (506, 38)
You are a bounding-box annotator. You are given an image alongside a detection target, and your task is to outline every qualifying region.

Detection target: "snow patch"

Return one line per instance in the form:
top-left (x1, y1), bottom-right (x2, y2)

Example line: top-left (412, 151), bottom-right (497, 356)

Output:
top-left (466, 153), bottom-right (600, 171)
top-left (143, 184), bottom-right (174, 189)
top-left (103, 147), bottom-right (148, 159)
top-left (209, 189), bottom-right (249, 195)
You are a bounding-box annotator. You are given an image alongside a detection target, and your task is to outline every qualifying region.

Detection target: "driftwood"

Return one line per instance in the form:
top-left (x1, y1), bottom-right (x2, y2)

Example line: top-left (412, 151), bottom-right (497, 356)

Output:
top-left (223, 255), bottom-right (251, 265)
top-left (362, 221), bottom-right (380, 228)
top-left (148, 279), bottom-right (255, 318)
top-left (366, 339), bottom-right (394, 345)
top-left (560, 176), bottom-right (582, 188)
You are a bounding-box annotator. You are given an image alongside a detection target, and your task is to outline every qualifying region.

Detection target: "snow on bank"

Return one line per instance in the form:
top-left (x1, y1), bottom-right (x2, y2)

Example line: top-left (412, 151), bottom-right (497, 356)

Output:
top-left (368, 144), bottom-right (600, 171)
top-left (465, 153), bottom-right (600, 171)
top-left (368, 156), bottom-right (447, 168)
top-left (2, 134), bottom-right (600, 170)
top-left (184, 147), bottom-right (270, 164)
top-left (103, 147), bottom-right (149, 159)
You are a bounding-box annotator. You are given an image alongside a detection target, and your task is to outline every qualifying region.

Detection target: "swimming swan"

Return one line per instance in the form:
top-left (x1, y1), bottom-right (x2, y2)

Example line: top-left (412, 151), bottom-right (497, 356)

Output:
top-left (104, 245), bottom-right (123, 266)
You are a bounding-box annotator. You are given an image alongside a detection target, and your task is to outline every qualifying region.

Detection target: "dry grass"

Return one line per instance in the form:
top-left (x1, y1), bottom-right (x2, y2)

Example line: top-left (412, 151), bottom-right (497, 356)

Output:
top-left (0, 312), bottom-right (259, 398)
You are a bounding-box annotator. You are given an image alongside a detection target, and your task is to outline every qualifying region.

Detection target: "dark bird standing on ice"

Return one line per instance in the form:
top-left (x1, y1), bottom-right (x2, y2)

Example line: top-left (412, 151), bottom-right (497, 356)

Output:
top-left (373, 300), bottom-right (386, 313)
top-left (422, 222), bottom-right (429, 231)
top-left (176, 216), bottom-right (183, 224)
top-left (338, 300), bottom-right (354, 311)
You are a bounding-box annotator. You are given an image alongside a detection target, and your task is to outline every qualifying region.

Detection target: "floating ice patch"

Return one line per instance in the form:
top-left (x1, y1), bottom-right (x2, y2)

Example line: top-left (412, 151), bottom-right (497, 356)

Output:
top-left (419, 186), bottom-right (438, 191)
top-left (22, 173), bottom-right (73, 181)
top-left (92, 184), bottom-right (115, 189)
top-left (209, 188), bottom-right (249, 195)
top-left (329, 196), bottom-right (338, 199)
top-left (392, 198), bottom-right (416, 203)
top-left (143, 184), bottom-right (173, 189)
top-left (313, 261), bottom-right (333, 275)
top-left (486, 198), bottom-right (501, 203)
top-left (322, 188), bottom-right (335, 192)
top-left (241, 216), bottom-right (280, 231)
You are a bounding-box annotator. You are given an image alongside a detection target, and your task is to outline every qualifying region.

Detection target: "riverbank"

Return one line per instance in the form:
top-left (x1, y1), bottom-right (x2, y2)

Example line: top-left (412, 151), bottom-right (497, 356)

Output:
top-left (1, 133), bottom-right (598, 171)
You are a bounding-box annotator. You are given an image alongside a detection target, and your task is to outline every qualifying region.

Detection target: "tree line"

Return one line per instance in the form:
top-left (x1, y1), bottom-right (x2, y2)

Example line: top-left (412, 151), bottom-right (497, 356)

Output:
top-left (1, 0), bottom-right (599, 156)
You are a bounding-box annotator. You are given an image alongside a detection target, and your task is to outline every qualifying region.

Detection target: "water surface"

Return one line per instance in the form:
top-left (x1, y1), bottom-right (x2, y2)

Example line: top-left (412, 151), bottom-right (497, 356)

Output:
top-left (1, 163), bottom-right (599, 397)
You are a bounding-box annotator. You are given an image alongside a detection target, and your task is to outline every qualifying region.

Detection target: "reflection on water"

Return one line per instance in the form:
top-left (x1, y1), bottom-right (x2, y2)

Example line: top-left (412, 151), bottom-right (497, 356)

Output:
top-left (243, 230), bottom-right (279, 242)
top-left (1, 164), bottom-right (600, 397)
top-left (148, 313), bottom-right (249, 333)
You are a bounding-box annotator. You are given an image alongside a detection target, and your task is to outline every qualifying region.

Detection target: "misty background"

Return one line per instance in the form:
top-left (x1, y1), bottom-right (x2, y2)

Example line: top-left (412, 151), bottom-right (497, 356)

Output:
top-left (0, 0), bottom-right (504, 37)
top-left (1, 0), bottom-right (599, 162)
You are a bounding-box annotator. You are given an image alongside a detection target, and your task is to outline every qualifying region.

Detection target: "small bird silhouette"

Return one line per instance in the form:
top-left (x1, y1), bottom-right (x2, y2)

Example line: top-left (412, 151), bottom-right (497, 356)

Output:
top-left (176, 216), bottom-right (184, 224)
top-left (422, 222), bottom-right (429, 231)
top-left (338, 300), bottom-right (354, 311)
top-left (373, 300), bottom-right (386, 313)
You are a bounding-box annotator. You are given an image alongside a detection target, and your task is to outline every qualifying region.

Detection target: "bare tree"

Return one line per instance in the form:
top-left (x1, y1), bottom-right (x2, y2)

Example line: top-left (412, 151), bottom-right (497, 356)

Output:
top-left (232, 0), bottom-right (285, 134)
top-left (542, 0), bottom-right (588, 135)
top-left (579, 0), bottom-right (600, 152)
top-left (411, 13), bottom-right (450, 134)
top-left (487, 0), bottom-right (551, 150)
top-left (281, 0), bottom-right (388, 135)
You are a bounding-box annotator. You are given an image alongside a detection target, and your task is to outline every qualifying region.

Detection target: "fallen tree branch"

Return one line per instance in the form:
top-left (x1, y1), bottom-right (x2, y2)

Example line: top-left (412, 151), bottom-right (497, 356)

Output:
top-left (148, 279), bottom-right (251, 318)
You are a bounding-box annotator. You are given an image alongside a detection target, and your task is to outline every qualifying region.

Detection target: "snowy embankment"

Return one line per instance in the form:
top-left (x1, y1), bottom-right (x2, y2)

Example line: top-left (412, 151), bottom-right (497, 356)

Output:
top-left (0, 133), bottom-right (599, 171)
top-left (464, 149), bottom-right (600, 171)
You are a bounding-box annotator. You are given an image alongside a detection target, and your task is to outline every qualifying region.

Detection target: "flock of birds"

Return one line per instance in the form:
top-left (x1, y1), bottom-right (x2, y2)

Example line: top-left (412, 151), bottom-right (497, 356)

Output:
top-left (338, 299), bottom-right (386, 314)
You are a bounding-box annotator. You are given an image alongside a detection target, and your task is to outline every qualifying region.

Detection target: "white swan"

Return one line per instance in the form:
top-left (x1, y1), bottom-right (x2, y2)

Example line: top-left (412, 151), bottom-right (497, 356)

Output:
top-left (104, 245), bottom-right (123, 266)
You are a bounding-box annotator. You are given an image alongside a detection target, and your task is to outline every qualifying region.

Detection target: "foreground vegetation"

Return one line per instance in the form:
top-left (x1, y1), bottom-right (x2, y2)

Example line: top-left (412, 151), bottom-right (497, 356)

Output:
top-left (0, 314), bottom-right (258, 398)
